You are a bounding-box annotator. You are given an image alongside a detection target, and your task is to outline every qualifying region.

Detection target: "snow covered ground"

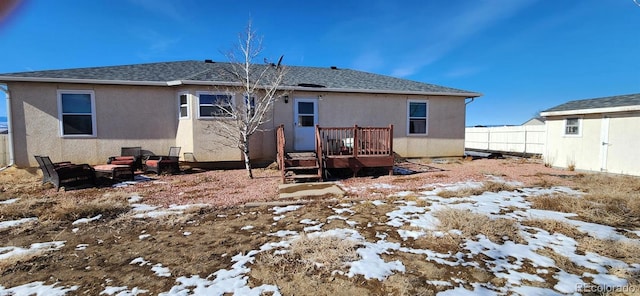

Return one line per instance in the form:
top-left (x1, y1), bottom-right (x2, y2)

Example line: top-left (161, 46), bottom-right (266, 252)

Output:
top-left (0, 179), bottom-right (638, 295)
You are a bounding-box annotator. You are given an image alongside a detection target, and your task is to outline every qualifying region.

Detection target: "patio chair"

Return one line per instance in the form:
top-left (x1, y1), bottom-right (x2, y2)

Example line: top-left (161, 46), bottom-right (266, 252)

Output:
top-left (143, 147), bottom-right (181, 174)
top-left (107, 146), bottom-right (142, 171)
top-left (34, 155), bottom-right (96, 191)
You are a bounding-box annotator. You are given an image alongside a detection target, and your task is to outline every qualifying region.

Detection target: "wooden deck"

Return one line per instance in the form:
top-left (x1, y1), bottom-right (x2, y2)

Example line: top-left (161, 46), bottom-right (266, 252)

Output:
top-left (277, 124), bottom-right (394, 183)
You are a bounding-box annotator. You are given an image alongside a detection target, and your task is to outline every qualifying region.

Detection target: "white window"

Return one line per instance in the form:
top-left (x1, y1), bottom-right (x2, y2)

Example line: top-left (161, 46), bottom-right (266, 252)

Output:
top-left (57, 90), bottom-right (96, 137)
top-left (197, 91), bottom-right (234, 118)
top-left (407, 100), bottom-right (428, 135)
top-left (178, 92), bottom-right (190, 119)
top-left (564, 117), bottom-right (581, 136)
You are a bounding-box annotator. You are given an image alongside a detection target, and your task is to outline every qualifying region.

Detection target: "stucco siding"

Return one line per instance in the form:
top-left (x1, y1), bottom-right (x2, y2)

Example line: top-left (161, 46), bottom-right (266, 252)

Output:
top-left (8, 83), bottom-right (468, 167)
top-left (272, 92), bottom-right (466, 158)
top-left (10, 82), bottom-right (177, 167)
top-left (175, 92), bottom-right (195, 159)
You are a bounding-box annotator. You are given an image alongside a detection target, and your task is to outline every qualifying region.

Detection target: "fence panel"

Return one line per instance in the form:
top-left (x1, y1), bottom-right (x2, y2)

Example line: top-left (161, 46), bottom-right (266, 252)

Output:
top-left (0, 134), bottom-right (7, 166)
top-left (465, 126), bottom-right (545, 155)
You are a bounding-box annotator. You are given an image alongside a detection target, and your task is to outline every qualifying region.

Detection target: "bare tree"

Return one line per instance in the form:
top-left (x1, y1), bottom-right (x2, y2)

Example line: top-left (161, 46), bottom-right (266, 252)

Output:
top-left (206, 21), bottom-right (287, 178)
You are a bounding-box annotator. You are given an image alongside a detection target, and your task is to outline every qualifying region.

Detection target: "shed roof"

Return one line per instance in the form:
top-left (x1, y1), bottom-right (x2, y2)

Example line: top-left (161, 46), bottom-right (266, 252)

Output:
top-left (0, 60), bottom-right (481, 97)
top-left (541, 93), bottom-right (640, 116)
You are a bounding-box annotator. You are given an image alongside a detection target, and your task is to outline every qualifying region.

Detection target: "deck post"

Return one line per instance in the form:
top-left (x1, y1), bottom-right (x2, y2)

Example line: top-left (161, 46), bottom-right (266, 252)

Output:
top-left (388, 124), bottom-right (394, 175)
top-left (353, 125), bottom-right (359, 158)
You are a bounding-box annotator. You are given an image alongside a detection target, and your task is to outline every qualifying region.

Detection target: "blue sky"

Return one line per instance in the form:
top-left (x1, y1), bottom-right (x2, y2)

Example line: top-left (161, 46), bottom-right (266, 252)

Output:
top-left (0, 0), bottom-right (638, 126)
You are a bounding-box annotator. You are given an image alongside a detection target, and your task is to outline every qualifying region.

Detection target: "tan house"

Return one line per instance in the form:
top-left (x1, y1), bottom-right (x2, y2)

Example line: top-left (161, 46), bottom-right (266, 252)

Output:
top-left (0, 60), bottom-right (481, 168)
top-left (541, 93), bottom-right (640, 176)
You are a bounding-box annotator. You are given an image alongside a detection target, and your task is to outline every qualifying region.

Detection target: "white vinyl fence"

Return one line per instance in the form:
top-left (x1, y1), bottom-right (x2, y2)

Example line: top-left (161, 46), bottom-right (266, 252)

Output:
top-left (465, 125), bottom-right (545, 155)
top-left (0, 134), bottom-right (8, 166)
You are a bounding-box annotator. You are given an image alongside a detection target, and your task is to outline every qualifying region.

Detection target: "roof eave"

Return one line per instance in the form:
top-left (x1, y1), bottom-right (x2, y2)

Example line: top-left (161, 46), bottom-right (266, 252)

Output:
top-left (540, 105), bottom-right (640, 117)
top-left (0, 77), bottom-right (482, 97)
top-left (172, 80), bottom-right (483, 97)
top-left (284, 86), bottom-right (481, 97)
top-left (0, 76), bottom-right (169, 86)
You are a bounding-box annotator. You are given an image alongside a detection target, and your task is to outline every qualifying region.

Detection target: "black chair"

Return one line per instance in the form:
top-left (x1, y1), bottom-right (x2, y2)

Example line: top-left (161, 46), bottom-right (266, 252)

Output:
top-left (107, 147), bottom-right (142, 171)
top-left (34, 155), bottom-right (96, 191)
top-left (143, 147), bottom-right (181, 174)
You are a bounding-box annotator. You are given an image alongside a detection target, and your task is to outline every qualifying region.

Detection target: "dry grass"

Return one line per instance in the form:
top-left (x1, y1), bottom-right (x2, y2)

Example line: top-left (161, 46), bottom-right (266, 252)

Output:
top-left (529, 173), bottom-right (640, 228)
top-left (521, 219), bottom-right (586, 239)
top-left (0, 191), bottom-right (131, 222)
top-left (437, 181), bottom-right (519, 198)
top-left (0, 250), bottom-right (48, 273)
top-left (577, 237), bottom-right (640, 265)
top-left (433, 208), bottom-right (524, 244)
top-left (257, 234), bottom-right (359, 275)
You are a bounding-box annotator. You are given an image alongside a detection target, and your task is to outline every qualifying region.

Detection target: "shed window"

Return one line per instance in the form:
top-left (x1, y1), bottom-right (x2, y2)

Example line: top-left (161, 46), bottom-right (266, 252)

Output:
top-left (58, 90), bottom-right (96, 137)
top-left (565, 118), bottom-right (580, 135)
top-left (407, 100), bottom-right (428, 135)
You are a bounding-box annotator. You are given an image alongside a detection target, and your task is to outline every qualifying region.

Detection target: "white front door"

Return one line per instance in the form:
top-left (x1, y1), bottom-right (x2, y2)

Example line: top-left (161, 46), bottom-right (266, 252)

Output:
top-left (294, 98), bottom-right (318, 151)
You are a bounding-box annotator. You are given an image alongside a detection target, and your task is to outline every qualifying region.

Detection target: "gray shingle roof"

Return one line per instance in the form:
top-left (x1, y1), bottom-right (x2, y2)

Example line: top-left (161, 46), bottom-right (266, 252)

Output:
top-left (543, 93), bottom-right (640, 113)
top-left (0, 60), bottom-right (479, 96)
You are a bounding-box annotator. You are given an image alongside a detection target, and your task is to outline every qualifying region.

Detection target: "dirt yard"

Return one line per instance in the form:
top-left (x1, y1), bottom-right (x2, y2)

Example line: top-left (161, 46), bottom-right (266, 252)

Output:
top-left (0, 158), bottom-right (638, 295)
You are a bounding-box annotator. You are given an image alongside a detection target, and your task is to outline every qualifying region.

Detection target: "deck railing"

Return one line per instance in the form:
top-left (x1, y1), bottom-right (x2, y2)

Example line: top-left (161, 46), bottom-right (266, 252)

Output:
top-left (314, 125), bottom-right (324, 179)
top-left (316, 125), bottom-right (393, 157)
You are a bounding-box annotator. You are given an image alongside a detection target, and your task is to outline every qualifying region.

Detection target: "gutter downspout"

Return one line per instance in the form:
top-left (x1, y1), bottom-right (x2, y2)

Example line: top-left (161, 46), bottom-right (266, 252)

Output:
top-left (0, 84), bottom-right (14, 170)
top-left (465, 98), bottom-right (475, 105)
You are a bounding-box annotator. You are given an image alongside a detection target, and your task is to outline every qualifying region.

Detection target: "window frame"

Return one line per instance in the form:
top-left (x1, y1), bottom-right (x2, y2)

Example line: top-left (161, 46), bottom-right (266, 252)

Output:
top-left (196, 91), bottom-right (235, 119)
top-left (177, 91), bottom-right (190, 119)
top-left (57, 89), bottom-right (97, 137)
top-left (564, 117), bottom-right (582, 137)
top-left (407, 99), bottom-right (428, 136)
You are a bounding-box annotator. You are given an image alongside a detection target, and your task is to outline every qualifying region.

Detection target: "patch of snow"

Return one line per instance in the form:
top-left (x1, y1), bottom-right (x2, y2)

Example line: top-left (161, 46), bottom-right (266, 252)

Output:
top-left (268, 230), bottom-right (298, 237)
top-left (72, 214), bottom-right (102, 225)
top-left (139, 234), bottom-right (151, 240)
top-left (0, 241), bottom-right (66, 260)
top-left (127, 195), bottom-right (143, 203)
top-left (0, 198), bottom-right (20, 204)
top-left (300, 218), bottom-right (319, 225)
top-left (152, 264), bottom-right (171, 277)
top-left (348, 240), bottom-right (405, 280)
top-left (333, 208), bottom-right (354, 215)
top-left (426, 280), bottom-right (452, 286)
top-left (75, 244), bottom-right (89, 251)
top-left (346, 220), bottom-right (358, 227)
top-left (0, 282), bottom-right (79, 296)
top-left (271, 205), bottom-right (303, 214)
top-left (397, 229), bottom-right (426, 240)
top-left (0, 217), bottom-right (37, 230)
top-left (130, 257), bottom-right (171, 277)
top-left (303, 223), bottom-right (324, 232)
top-left (241, 225), bottom-right (254, 230)
top-left (100, 286), bottom-right (149, 295)
top-left (273, 215), bottom-right (285, 221)
top-left (183, 232), bottom-right (191, 236)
